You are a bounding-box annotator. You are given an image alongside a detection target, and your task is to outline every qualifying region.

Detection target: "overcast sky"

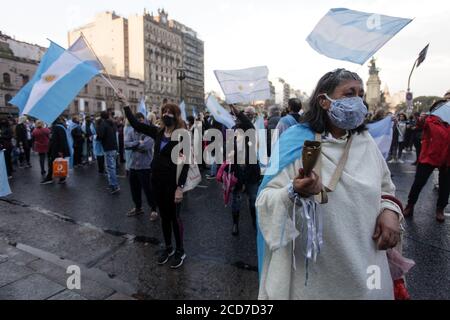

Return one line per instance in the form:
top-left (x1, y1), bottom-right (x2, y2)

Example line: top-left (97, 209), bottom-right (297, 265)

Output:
top-left (1, 0), bottom-right (449, 98)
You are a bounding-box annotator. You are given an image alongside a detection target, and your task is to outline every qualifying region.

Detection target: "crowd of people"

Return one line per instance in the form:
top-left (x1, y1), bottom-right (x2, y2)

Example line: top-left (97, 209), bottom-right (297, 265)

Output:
top-left (0, 69), bottom-right (449, 299)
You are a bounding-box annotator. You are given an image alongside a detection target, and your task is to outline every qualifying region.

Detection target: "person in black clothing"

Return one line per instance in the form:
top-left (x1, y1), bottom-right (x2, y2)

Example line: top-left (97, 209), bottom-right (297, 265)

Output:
top-left (71, 116), bottom-right (84, 167)
top-left (121, 96), bottom-right (190, 269)
top-left (41, 117), bottom-right (70, 185)
top-left (96, 111), bottom-right (120, 194)
top-left (412, 112), bottom-right (425, 166)
top-left (228, 105), bottom-right (262, 236)
top-left (83, 117), bottom-right (94, 163)
top-left (0, 118), bottom-right (13, 178)
top-left (16, 116), bottom-right (32, 168)
top-left (266, 106), bottom-right (281, 157)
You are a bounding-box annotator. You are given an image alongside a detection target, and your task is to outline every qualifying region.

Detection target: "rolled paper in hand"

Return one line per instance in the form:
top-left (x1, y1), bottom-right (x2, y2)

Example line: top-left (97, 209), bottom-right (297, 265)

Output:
top-left (302, 141), bottom-right (321, 177)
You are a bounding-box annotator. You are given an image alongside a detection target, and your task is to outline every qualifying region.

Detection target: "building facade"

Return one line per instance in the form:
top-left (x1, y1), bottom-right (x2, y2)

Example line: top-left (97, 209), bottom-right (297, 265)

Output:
top-left (70, 9), bottom-right (205, 114)
top-left (0, 31), bottom-right (144, 120)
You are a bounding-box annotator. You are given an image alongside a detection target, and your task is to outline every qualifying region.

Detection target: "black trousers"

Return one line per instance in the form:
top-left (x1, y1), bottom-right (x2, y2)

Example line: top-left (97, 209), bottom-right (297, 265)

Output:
top-left (73, 144), bottom-right (83, 166)
top-left (19, 145), bottom-right (31, 165)
top-left (38, 153), bottom-right (46, 174)
top-left (413, 138), bottom-right (422, 163)
top-left (97, 155), bottom-right (105, 173)
top-left (129, 169), bottom-right (156, 210)
top-left (408, 163), bottom-right (450, 210)
top-left (153, 178), bottom-right (183, 252)
top-left (3, 147), bottom-right (12, 176)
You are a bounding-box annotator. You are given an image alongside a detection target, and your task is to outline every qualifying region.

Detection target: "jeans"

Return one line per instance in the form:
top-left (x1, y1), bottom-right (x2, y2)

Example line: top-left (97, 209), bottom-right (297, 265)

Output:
top-left (408, 164), bottom-right (450, 210)
top-left (105, 150), bottom-right (119, 188)
top-left (210, 161), bottom-right (217, 177)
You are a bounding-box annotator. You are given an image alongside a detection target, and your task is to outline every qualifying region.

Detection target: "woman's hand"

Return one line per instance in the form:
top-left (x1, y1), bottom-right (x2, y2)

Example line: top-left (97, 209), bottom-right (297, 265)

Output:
top-left (373, 210), bottom-right (401, 250)
top-left (293, 168), bottom-right (323, 198)
top-left (175, 187), bottom-right (184, 204)
top-left (117, 92), bottom-right (129, 107)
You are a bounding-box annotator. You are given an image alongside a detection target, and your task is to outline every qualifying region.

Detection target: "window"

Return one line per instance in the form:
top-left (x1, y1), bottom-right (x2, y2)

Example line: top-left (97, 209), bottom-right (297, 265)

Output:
top-left (3, 73), bottom-right (11, 85)
top-left (84, 85), bottom-right (88, 94)
top-left (5, 94), bottom-right (12, 106)
top-left (97, 101), bottom-right (102, 110)
top-left (21, 75), bottom-right (29, 86)
top-left (96, 86), bottom-right (101, 95)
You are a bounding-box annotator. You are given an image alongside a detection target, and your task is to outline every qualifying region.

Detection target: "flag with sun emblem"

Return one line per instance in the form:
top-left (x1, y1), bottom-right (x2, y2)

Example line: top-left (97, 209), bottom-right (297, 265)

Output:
top-left (214, 66), bottom-right (271, 104)
top-left (10, 40), bottom-right (100, 125)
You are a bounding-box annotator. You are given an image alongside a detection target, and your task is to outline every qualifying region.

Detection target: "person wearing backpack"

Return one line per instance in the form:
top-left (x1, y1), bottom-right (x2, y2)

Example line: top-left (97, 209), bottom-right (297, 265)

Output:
top-left (404, 98), bottom-right (450, 223)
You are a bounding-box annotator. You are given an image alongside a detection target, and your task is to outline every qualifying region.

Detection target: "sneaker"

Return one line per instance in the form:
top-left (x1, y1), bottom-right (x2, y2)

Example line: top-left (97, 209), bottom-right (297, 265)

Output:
top-left (170, 251), bottom-right (186, 269)
top-left (157, 248), bottom-right (176, 265)
top-left (150, 211), bottom-right (159, 222)
top-left (40, 178), bottom-right (54, 185)
top-left (397, 159), bottom-right (404, 164)
top-left (58, 178), bottom-right (67, 185)
top-left (127, 208), bottom-right (144, 217)
top-left (110, 187), bottom-right (120, 195)
top-left (206, 174), bottom-right (216, 180)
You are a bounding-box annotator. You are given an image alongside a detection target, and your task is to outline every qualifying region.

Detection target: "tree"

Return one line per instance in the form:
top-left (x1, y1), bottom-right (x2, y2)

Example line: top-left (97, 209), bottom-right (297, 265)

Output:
top-left (395, 96), bottom-right (442, 113)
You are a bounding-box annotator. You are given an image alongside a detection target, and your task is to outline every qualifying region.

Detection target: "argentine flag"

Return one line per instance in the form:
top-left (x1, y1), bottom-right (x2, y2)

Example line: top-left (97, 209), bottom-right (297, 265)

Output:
top-left (205, 95), bottom-right (236, 129)
top-left (138, 97), bottom-right (148, 117)
top-left (367, 116), bottom-right (394, 160)
top-left (307, 8), bottom-right (412, 65)
top-left (0, 151), bottom-right (11, 197)
top-left (179, 101), bottom-right (187, 123)
top-left (10, 38), bottom-right (101, 125)
top-left (214, 66), bottom-right (271, 104)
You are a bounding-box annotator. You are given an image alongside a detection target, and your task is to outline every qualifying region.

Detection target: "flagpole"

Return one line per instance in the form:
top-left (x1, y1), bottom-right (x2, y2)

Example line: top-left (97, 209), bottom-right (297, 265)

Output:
top-left (407, 58), bottom-right (418, 92)
top-left (79, 33), bottom-right (121, 96)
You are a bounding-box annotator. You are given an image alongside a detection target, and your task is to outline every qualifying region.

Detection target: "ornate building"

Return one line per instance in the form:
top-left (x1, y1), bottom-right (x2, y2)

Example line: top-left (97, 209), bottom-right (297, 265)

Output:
top-left (70, 9), bottom-right (205, 113)
top-left (366, 58), bottom-right (382, 111)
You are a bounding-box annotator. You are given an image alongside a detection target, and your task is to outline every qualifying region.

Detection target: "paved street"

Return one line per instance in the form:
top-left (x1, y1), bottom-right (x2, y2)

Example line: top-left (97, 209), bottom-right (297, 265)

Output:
top-left (0, 150), bottom-right (449, 300)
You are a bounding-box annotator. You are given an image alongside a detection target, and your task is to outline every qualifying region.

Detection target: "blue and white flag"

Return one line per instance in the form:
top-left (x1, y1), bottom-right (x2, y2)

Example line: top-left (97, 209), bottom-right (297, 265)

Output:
top-left (205, 95), bottom-right (236, 129)
top-left (255, 116), bottom-right (268, 168)
top-left (192, 107), bottom-right (198, 119)
top-left (179, 101), bottom-right (187, 123)
top-left (10, 40), bottom-right (101, 125)
top-left (431, 101), bottom-right (450, 124)
top-left (214, 66), bottom-right (271, 104)
top-left (138, 97), bottom-right (147, 117)
top-left (0, 151), bottom-right (12, 197)
top-left (69, 36), bottom-right (104, 70)
top-left (307, 8), bottom-right (412, 65)
top-left (367, 116), bottom-right (394, 159)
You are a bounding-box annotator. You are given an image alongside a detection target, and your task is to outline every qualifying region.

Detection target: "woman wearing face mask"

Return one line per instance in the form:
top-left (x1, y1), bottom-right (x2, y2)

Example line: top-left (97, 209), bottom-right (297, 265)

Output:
top-left (120, 96), bottom-right (189, 269)
top-left (256, 69), bottom-right (404, 300)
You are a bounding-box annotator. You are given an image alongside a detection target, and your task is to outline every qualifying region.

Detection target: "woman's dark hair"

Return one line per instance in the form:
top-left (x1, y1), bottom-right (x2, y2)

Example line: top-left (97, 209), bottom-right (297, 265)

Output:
top-left (301, 68), bottom-right (367, 134)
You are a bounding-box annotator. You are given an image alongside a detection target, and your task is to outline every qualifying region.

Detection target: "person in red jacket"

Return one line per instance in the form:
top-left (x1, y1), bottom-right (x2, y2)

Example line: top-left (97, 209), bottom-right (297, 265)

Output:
top-left (404, 97), bottom-right (450, 223)
top-left (32, 120), bottom-right (50, 176)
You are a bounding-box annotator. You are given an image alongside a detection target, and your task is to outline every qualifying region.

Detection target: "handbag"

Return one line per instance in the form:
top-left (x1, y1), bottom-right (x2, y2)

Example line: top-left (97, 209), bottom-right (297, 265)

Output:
top-left (176, 150), bottom-right (201, 192)
top-left (53, 158), bottom-right (69, 178)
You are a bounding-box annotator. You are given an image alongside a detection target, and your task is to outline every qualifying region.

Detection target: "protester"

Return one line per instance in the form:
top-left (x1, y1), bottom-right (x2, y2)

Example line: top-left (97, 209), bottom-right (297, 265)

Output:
top-left (92, 117), bottom-right (105, 174)
top-left (396, 113), bottom-right (408, 163)
top-left (124, 112), bottom-right (158, 221)
top-left (96, 111), bottom-right (120, 194)
top-left (32, 120), bottom-right (50, 176)
top-left (122, 96), bottom-right (189, 269)
top-left (71, 116), bottom-right (84, 168)
top-left (228, 105), bottom-right (261, 236)
top-left (117, 117), bottom-right (126, 164)
top-left (82, 116), bottom-right (94, 164)
top-left (15, 116), bottom-right (32, 168)
top-left (257, 69), bottom-right (403, 299)
top-left (0, 118), bottom-right (13, 178)
top-left (41, 117), bottom-right (70, 185)
top-left (404, 97), bottom-right (450, 223)
top-left (275, 98), bottom-right (303, 136)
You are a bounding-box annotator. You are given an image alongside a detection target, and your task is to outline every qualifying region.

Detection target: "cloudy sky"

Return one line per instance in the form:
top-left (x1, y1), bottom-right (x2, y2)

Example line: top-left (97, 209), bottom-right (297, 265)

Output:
top-left (1, 0), bottom-right (449, 97)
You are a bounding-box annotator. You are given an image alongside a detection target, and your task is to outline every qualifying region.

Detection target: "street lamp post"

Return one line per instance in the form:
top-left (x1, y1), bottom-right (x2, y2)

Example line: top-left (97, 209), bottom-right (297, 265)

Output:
top-left (177, 68), bottom-right (186, 104)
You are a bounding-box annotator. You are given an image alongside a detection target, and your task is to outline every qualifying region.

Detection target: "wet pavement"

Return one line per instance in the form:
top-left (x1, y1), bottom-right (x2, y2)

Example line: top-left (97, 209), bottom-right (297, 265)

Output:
top-left (0, 150), bottom-right (449, 300)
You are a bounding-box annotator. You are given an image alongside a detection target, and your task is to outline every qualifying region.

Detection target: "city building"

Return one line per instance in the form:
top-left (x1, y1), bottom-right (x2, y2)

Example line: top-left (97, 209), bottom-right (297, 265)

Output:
top-left (0, 32), bottom-right (45, 116)
top-left (69, 9), bottom-right (205, 113)
top-left (0, 31), bottom-right (144, 119)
